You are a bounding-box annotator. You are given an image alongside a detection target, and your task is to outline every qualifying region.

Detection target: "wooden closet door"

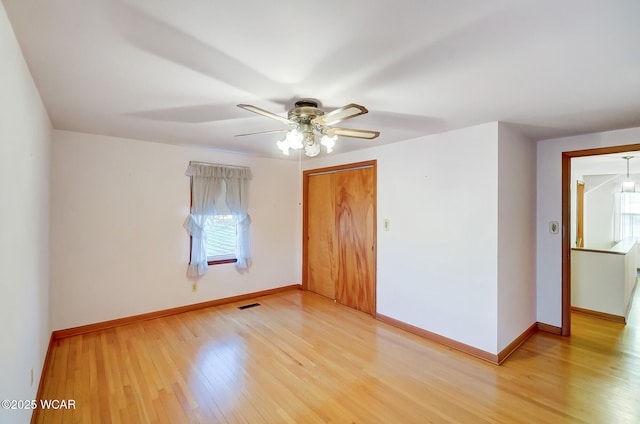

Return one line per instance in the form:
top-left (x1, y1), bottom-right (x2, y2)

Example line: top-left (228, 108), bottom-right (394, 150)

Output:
top-left (307, 173), bottom-right (338, 299)
top-left (305, 163), bottom-right (376, 315)
top-left (334, 167), bottom-right (375, 314)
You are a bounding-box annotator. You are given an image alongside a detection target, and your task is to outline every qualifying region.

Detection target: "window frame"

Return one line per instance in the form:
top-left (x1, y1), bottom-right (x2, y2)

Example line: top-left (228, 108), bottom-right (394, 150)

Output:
top-left (208, 257), bottom-right (238, 266)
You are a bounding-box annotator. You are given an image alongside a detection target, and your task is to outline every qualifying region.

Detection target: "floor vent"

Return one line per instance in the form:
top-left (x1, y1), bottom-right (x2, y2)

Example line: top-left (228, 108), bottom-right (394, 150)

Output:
top-left (238, 303), bottom-right (261, 310)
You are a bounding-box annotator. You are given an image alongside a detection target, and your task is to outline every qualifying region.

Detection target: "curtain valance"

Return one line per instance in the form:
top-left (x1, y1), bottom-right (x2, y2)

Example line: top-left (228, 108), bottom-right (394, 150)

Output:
top-left (185, 162), bottom-right (252, 180)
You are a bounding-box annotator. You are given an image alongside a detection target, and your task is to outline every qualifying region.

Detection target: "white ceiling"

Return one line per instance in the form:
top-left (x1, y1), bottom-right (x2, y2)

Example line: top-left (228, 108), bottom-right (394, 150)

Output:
top-left (3, 0), bottom-right (640, 159)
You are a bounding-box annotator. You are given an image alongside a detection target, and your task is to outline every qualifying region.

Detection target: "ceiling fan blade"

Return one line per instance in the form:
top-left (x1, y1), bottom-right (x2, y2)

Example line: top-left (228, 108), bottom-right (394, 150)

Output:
top-left (234, 129), bottom-right (287, 137)
top-left (237, 104), bottom-right (295, 125)
top-left (314, 103), bottom-right (368, 126)
top-left (327, 127), bottom-right (380, 140)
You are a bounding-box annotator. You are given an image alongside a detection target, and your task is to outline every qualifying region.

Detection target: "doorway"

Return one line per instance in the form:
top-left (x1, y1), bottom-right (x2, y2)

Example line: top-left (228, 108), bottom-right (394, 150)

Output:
top-left (561, 143), bottom-right (640, 335)
top-left (303, 160), bottom-right (377, 315)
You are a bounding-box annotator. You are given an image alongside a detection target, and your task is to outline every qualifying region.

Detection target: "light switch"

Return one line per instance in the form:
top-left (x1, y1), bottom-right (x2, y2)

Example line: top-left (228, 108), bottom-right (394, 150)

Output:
top-left (383, 219), bottom-right (390, 231)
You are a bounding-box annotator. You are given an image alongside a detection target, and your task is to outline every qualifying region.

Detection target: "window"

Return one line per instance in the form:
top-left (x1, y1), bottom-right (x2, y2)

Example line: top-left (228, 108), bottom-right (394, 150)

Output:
top-left (204, 214), bottom-right (237, 264)
top-left (617, 192), bottom-right (640, 240)
top-left (183, 162), bottom-right (252, 276)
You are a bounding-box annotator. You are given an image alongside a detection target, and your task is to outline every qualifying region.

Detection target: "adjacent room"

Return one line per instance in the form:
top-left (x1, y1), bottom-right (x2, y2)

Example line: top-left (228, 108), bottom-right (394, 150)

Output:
top-left (2, 0), bottom-right (640, 422)
top-left (570, 152), bottom-right (640, 324)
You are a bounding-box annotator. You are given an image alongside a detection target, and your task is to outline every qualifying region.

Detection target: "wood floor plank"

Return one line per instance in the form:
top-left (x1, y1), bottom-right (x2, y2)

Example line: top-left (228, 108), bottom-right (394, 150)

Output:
top-left (33, 289), bottom-right (640, 423)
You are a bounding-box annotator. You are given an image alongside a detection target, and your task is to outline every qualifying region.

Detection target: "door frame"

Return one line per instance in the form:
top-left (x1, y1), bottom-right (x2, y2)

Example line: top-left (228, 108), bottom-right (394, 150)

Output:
top-left (302, 160), bottom-right (377, 313)
top-left (561, 143), bottom-right (640, 335)
top-left (575, 181), bottom-right (585, 248)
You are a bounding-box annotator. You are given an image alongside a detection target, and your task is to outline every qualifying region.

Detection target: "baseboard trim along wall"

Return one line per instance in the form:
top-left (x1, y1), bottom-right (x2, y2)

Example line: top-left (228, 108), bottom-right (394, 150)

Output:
top-left (497, 323), bottom-right (538, 364)
top-left (377, 314), bottom-right (541, 365)
top-left (571, 306), bottom-right (626, 324)
top-left (537, 322), bottom-right (562, 335)
top-left (52, 284), bottom-right (302, 340)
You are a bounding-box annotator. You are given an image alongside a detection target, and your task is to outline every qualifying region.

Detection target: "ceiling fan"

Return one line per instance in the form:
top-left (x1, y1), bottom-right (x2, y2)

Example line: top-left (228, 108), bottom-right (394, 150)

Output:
top-left (236, 99), bottom-right (380, 157)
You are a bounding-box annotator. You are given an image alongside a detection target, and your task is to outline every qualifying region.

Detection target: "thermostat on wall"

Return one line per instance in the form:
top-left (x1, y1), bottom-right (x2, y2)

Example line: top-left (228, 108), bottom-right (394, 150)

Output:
top-left (549, 221), bottom-right (559, 234)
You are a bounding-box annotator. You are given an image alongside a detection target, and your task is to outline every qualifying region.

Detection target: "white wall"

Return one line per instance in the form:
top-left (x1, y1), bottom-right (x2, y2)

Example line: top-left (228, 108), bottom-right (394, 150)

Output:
top-left (51, 130), bottom-right (300, 330)
top-left (571, 242), bottom-right (636, 318)
top-left (497, 124), bottom-right (537, 351)
top-left (583, 174), bottom-right (619, 249)
top-left (303, 122), bottom-right (503, 353)
top-left (0, 3), bottom-right (52, 423)
top-left (537, 126), bottom-right (640, 327)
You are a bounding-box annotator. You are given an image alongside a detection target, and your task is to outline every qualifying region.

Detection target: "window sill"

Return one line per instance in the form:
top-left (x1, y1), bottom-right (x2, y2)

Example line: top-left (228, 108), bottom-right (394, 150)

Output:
top-left (208, 258), bottom-right (237, 266)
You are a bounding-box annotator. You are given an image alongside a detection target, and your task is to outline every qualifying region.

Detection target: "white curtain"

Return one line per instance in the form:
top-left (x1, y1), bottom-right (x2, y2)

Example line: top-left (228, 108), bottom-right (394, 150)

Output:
top-left (183, 162), bottom-right (252, 276)
top-left (225, 176), bottom-right (251, 269)
top-left (614, 192), bottom-right (640, 242)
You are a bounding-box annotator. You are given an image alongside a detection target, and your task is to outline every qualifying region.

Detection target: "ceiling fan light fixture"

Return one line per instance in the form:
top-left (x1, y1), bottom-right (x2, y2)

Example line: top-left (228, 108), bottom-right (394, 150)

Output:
top-left (285, 129), bottom-right (303, 149)
top-left (321, 134), bottom-right (337, 153)
top-left (276, 139), bottom-right (290, 155)
top-left (304, 141), bottom-right (320, 157)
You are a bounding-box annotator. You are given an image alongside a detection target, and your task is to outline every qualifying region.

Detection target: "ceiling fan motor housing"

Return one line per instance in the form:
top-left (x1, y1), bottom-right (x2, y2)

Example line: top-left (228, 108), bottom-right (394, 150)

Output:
top-left (293, 99), bottom-right (320, 108)
top-left (288, 99), bottom-right (325, 124)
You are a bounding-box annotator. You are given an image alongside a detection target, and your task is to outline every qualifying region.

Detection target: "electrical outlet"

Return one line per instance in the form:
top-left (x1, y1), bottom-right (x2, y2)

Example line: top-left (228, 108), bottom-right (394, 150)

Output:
top-left (30, 368), bottom-right (34, 387)
top-left (191, 282), bottom-right (197, 292)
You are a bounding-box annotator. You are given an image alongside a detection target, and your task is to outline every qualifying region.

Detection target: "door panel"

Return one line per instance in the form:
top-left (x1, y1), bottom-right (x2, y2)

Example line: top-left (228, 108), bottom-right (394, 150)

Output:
top-left (307, 173), bottom-right (337, 299)
top-left (334, 168), bottom-right (375, 314)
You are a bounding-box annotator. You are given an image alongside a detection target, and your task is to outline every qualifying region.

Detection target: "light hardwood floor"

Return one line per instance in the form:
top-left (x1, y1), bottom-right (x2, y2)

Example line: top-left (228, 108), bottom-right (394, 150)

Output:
top-left (33, 289), bottom-right (640, 423)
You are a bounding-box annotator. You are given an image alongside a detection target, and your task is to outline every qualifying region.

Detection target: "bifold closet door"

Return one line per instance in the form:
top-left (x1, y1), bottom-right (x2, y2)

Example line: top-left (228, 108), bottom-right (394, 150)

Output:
top-left (333, 167), bottom-right (375, 314)
top-left (307, 172), bottom-right (337, 299)
top-left (306, 165), bottom-right (375, 315)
